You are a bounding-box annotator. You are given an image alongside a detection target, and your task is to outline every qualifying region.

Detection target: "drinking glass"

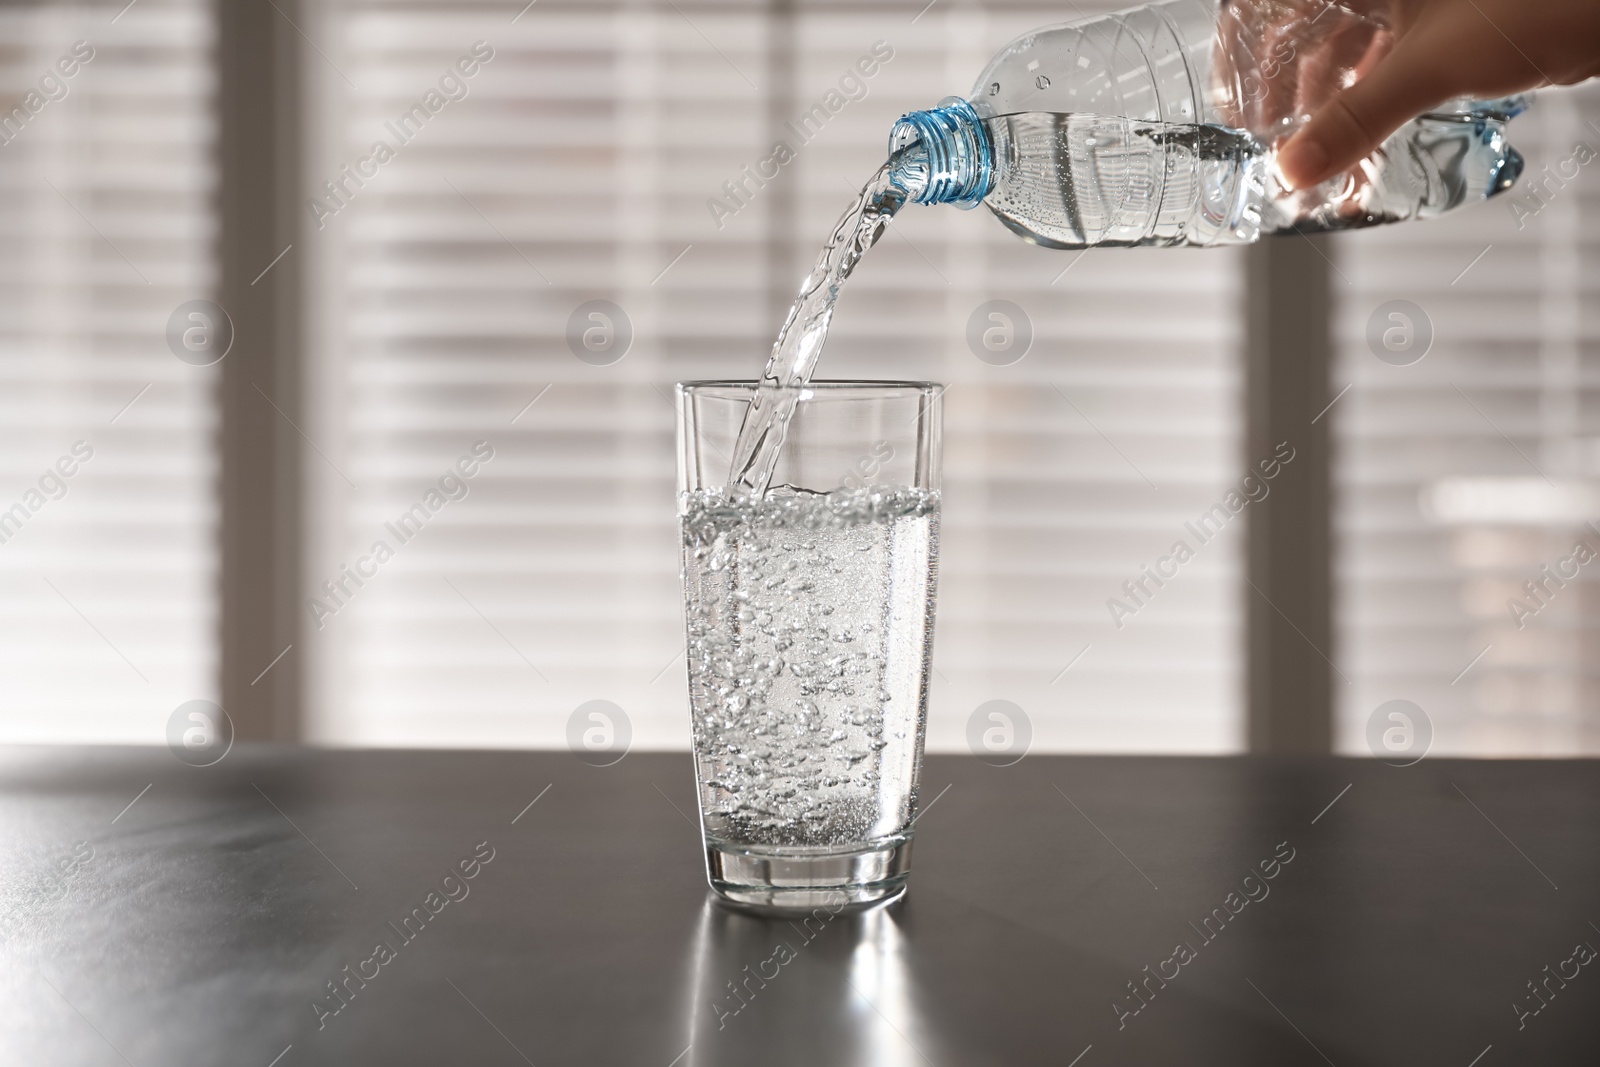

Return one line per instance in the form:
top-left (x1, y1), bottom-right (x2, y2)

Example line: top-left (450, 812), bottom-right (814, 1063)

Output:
top-left (676, 381), bottom-right (943, 910)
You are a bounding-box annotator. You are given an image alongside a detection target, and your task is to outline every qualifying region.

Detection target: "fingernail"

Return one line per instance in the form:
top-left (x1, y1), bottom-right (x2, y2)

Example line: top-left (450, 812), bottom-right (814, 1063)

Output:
top-left (1275, 135), bottom-right (1328, 191)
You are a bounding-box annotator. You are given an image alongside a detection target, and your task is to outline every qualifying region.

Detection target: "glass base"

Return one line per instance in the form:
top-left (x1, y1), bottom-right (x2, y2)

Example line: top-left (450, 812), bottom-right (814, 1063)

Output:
top-left (705, 838), bottom-right (912, 912)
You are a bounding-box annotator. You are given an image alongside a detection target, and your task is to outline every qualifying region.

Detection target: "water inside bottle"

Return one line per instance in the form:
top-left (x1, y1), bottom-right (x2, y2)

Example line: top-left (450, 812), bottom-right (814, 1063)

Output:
top-left (983, 109), bottom-right (1522, 249)
top-left (1265, 109), bottom-right (1523, 232)
top-left (982, 112), bottom-right (1268, 248)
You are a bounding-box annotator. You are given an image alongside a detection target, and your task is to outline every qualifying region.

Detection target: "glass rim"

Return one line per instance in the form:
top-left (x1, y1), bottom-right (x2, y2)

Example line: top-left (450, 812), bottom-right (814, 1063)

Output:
top-left (676, 379), bottom-right (942, 399)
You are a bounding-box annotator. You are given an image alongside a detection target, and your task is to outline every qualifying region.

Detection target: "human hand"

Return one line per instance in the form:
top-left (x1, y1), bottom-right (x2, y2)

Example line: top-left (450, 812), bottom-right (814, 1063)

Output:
top-left (1273, 0), bottom-right (1600, 189)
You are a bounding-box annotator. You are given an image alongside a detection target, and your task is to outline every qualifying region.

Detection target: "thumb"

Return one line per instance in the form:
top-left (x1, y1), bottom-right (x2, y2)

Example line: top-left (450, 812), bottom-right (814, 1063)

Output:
top-left (1276, 39), bottom-right (1456, 190)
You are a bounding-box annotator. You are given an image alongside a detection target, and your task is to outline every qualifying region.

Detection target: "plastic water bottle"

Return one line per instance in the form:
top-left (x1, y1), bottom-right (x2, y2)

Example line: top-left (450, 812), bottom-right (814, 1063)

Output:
top-left (887, 0), bottom-right (1527, 248)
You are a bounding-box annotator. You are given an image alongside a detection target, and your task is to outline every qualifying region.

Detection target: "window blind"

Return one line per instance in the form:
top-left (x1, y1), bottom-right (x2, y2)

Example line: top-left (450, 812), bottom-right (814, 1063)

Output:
top-left (0, 0), bottom-right (218, 742)
top-left (304, 0), bottom-right (1246, 753)
top-left (1332, 84), bottom-right (1600, 756)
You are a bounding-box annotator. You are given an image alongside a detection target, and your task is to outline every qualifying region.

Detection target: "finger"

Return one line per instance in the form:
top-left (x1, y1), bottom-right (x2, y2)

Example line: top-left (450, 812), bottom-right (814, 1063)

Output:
top-left (1276, 38), bottom-right (1455, 190)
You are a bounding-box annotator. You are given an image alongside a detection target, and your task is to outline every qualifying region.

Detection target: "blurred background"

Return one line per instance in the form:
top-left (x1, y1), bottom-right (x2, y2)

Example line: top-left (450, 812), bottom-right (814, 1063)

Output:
top-left (1, 0), bottom-right (1596, 757)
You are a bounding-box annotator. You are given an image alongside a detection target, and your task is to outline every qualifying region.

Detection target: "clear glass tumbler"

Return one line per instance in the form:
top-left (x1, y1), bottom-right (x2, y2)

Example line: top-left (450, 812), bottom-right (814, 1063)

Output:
top-left (676, 381), bottom-right (943, 910)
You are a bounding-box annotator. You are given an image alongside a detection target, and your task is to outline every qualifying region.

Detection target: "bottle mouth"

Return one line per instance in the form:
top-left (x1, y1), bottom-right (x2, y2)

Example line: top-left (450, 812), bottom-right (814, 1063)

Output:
top-left (887, 97), bottom-right (993, 206)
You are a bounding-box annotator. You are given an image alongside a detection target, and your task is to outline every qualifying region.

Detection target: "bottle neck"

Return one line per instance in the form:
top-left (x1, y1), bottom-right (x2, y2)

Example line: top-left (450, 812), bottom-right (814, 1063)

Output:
top-left (887, 98), bottom-right (993, 207)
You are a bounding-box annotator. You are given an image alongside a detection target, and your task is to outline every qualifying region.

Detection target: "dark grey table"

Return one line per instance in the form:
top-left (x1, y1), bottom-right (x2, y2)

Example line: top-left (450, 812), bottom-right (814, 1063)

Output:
top-left (3, 746), bottom-right (1598, 1066)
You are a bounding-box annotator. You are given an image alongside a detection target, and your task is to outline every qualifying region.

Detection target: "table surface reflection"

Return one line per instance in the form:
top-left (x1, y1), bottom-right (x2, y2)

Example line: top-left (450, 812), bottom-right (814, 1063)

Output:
top-left (2, 746), bottom-right (1597, 1065)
